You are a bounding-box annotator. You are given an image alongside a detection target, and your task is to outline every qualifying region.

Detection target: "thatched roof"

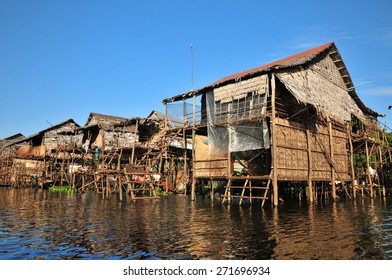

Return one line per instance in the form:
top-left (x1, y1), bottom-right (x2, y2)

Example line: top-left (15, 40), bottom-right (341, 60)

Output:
top-left (162, 42), bottom-right (379, 119)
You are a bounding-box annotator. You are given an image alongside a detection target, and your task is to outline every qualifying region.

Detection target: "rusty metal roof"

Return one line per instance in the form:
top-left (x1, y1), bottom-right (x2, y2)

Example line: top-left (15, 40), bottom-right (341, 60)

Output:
top-left (162, 42), bottom-right (379, 118)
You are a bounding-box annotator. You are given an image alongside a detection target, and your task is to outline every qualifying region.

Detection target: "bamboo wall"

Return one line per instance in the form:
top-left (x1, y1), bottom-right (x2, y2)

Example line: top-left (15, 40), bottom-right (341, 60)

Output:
top-left (275, 118), bottom-right (349, 181)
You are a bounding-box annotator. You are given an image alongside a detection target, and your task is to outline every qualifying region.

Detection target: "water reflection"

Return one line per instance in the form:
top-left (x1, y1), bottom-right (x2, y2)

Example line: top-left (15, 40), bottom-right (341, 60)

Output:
top-left (0, 188), bottom-right (391, 259)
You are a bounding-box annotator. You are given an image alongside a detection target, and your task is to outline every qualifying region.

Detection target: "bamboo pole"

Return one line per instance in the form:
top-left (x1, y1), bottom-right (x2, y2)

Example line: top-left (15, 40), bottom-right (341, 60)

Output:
top-left (271, 74), bottom-right (279, 207)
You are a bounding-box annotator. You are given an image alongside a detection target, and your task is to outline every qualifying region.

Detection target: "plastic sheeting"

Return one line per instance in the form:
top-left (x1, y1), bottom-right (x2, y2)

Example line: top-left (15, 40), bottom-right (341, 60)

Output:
top-left (167, 101), bottom-right (201, 127)
top-left (229, 120), bottom-right (270, 152)
top-left (206, 89), bottom-right (270, 155)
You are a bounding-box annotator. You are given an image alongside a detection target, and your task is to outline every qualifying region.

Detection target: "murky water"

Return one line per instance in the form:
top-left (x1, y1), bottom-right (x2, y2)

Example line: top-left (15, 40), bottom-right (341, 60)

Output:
top-left (0, 188), bottom-right (392, 260)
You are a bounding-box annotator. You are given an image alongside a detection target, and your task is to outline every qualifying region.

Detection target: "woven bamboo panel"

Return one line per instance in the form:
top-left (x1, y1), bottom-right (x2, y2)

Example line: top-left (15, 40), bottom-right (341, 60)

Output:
top-left (276, 123), bottom-right (308, 180)
top-left (214, 75), bottom-right (268, 103)
top-left (310, 54), bottom-right (346, 89)
top-left (275, 120), bottom-right (349, 181)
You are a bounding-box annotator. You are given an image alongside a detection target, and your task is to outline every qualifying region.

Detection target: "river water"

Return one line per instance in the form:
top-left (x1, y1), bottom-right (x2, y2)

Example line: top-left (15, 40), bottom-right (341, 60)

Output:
top-left (0, 188), bottom-right (391, 260)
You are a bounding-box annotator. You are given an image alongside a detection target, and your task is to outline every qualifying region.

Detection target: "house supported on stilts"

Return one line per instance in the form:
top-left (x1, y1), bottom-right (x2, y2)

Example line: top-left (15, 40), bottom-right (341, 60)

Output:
top-left (162, 42), bottom-right (390, 206)
top-left (1, 119), bottom-right (81, 188)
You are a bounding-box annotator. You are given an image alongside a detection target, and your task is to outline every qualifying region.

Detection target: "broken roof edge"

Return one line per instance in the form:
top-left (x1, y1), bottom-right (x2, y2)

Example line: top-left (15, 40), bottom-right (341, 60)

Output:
top-left (5, 119), bottom-right (80, 147)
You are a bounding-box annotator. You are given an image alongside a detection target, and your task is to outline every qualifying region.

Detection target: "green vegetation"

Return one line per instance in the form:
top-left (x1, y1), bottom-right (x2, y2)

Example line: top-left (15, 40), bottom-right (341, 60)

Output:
top-left (49, 186), bottom-right (75, 194)
top-left (155, 189), bottom-right (174, 196)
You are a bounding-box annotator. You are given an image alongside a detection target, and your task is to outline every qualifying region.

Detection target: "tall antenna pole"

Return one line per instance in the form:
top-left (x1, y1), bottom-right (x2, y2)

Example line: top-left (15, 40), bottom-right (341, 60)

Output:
top-left (190, 43), bottom-right (194, 90)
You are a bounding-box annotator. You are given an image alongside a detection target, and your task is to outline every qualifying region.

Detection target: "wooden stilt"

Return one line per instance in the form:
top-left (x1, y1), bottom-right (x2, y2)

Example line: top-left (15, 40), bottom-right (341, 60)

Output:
top-left (328, 119), bottom-right (336, 200)
top-left (306, 129), bottom-right (314, 203)
top-left (378, 147), bottom-right (386, 197)
top-left (119, 174), bottom-right (123, 201)
top-left (101, 175), bottom-right (105, 199)
top-left (348, 127), bottom-right (356, 199)
top-left (271, 74), bottom-right (279, 207)
top-left (106, 175), bottom-right (110, 198)
top-left (210, 179), bottom-right (214, 201)
top-left (365, 140), bottom-right (374, 198)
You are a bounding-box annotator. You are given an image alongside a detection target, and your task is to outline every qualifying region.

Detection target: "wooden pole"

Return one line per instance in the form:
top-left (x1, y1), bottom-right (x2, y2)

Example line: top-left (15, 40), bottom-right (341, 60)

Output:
top-left (106, 175), bottom-right (110, 198)
top-left (365, 140), bottom-right (373, 198)
top-left (119, 174), bottom-right (123, 201)
top-left (117, 148), bottom-right (123, 170)
top-left (101, 175), bottom-right (105, 199)
top-left (271, 74), bottom-right (279, 207)
top-left (191, 95), bottom-right (197, 201)
top-left (228, 127), bottom-right (232, 203)
top-left (378, 147), bottom-right (386, 197)
top-left (210, 179), bottom-right (214, 201)
top-left (183, 129), bottom-right (187, 193)
top-left (131, 119), bottom-right (138, 165)
top-left (60, 160), bottom-right (65, 186)
top-left (82, 174), bottom-right (85, 192)
top-left (306, 129), bottom-right (314, 203)
top-left (348, 126), bottom-right (356, 199)
top-left (328, 119), bottom-right (336, 200)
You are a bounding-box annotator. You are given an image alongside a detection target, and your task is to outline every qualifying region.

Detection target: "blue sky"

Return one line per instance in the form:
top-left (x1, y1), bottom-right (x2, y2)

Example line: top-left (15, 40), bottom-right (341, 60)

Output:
top-left (1, 0), bottom-right (391, 138)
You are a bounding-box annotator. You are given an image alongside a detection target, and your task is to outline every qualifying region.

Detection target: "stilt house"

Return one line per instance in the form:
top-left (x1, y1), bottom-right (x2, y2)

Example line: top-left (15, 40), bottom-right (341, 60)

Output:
top-left (162, 42), bottom-right (386, 205)
top-left (1, 119), bottom-right (80, 187)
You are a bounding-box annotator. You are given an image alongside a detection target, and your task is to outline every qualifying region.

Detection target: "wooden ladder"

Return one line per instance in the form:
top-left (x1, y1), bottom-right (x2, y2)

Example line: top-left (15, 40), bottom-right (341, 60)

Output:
top-left (222, 175), bottom-right (271, 206)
